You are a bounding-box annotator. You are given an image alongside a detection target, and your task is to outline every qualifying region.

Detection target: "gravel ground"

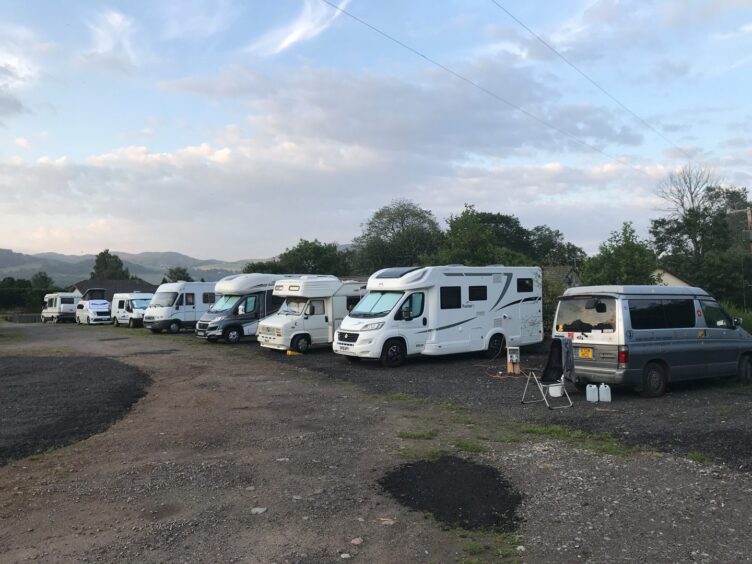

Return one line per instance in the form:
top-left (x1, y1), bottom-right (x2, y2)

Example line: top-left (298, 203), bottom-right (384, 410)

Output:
top-left (1, 323), bottom-right (752, 563)
top-left (0, 356), bottom-right (150, 466)
top-left (262, 345), bottom-right (752, 471)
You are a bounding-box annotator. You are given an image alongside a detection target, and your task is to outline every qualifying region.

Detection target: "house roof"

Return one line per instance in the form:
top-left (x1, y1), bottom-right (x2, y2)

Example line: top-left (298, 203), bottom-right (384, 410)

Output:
top-left (542, 265), bottom-right (581, 288)
top-left (67, 279), bottom-right (158, 302)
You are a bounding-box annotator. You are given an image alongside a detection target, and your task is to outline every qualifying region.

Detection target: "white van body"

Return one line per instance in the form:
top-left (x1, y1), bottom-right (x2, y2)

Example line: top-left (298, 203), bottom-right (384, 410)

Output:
top-left (41, 292), bottom-right (80, 323)
top-left (111, 292), bottom-right (154, 328)
top-left (257, 276), bottom-right (366, 352)
top-left (552, 285), bottom-right (752, 396)
top-left (333, 265), bottom-right (543, 366)
top-left (75, 288), bottom-right (111, 325)
top-left (196, 273), bottom-right (294, 343)
top-left (143, 281), bottom-right (217, 334)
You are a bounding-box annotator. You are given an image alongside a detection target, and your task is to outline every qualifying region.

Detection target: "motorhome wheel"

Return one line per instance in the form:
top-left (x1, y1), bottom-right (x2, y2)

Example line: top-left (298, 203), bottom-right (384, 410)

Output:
top-left (483, 333), bottom-right (505, 359)
top-left (113, 317), bottom-right (119, 327)
top-left (641, 362), bottom-right (667, 397)
top-left (291, 334), bottom-right (311, 353)
top-left (223, 327), bottom-right (242, 344)
top-left (381, 339), bottom-right (406, 368)
top-left (128, 319), bottom-right (135, 328)
top-left (168, 321), bottom-right (181, 334)
top-left (86, 315), bottom-right (91, 325)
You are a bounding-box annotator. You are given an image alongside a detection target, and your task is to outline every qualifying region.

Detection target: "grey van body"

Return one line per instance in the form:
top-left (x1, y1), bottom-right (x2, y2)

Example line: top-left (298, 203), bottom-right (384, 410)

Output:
top-left (552, 285), bottom-right (752, 396)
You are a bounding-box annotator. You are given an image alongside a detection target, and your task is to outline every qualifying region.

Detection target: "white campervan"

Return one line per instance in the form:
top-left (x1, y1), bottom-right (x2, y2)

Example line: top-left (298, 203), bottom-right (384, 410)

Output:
top-left (75, 288), bottom-right (111, 325)
top-left (196, 273), bottom-right (294, 344)
top-left (111, 292), bottom-right (154, 328)
top-left (333, 265), bottom-right (543, 366)
top-left (257, 276), bottom-right (366, 353)
top-left (41, 292), bottom-right (80, 323)
top-left (143, 281), bottom-right (216, 334)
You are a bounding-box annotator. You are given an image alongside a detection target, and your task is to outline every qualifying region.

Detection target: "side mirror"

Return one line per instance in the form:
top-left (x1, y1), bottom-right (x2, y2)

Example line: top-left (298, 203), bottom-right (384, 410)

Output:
top-left (734, 317), bottom-right (743, 327)
top-left (401, 305), bottom-right (412, 321)
top-left (238, 305), bottom-right (245, 315)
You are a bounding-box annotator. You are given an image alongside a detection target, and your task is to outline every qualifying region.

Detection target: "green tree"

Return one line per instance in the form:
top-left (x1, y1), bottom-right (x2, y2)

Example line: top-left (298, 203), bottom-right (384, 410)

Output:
top-left (528, 226), bottom-right (586, 266)
top-left (164, 266), bottom-right (194, 282)
top-left (90, 249), bottom-right (130, 279)
top-left (243, 240), bottom-right (350, 276)
top-left (353, 199), bottom-right (443, 273)
top-left (31, 271), bottom-right (55, 289)
top-left (242, 260), bottom-right (282, 274)
top-left (581, 222), bottom-right (658, 285)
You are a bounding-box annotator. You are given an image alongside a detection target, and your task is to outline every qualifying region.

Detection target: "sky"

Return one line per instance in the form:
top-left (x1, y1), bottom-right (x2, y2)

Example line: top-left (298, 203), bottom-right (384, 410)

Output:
top-left (1, 0), bottom-right (752, 261)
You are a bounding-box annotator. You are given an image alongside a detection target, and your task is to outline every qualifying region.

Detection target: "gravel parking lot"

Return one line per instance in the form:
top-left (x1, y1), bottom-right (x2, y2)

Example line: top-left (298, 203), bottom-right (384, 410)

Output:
top-left (2, 323), bottom-right (752, 563)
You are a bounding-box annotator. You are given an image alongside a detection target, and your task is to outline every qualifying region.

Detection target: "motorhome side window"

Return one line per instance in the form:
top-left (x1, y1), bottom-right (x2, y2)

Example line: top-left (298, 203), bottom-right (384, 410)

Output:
top-left (176, 294), bottom-right (184, 306)
top-left (243, 295), bottom-right (257, 313)
top-left (440, 287), bottom-right (461, 309)
top-left (468, 286), bottom-right (487, 301)
top-left (186, 293), bottom-right (195, 306)
top-left (202, 292), bottom-right (215, 304)
top-left (629, 299), bottom-right (695, 329)
top-left (700, 300), bottom-right (733, 328)
top-left (117, 300), bottom-right (125, 309)
top-left (517, 278), bottom-right (533, 293)
top-left (398, 292), bottom-right (424, 319)
top-left (61, 297), bottom-right (74, 304)
top-left (309, 299), bottom-right (325, 315)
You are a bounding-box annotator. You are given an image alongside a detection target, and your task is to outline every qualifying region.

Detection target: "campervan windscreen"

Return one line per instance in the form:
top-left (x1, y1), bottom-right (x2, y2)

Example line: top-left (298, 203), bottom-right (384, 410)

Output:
top-left (151, 292), bottom-right (178, 307)
top-left (349, 291), bottom-right (403, 318)
top-left (88, 290), bottom-right (106, 300)
top-left (209, 295), bottom-right (241, 313)
top-left (279, 297), bottom-right (308, 315)
top-left (556, 297), bottom-right (617, 333)
top-left (131, 298), bottom-right (151, 309)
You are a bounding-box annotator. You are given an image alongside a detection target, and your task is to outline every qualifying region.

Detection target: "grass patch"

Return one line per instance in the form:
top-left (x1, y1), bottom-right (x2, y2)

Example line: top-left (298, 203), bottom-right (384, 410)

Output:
top-left (383, 392), bottom-right (417, 402)
top-left (687, 450), bottom-right (714, 464)
top-left (463, 540), bottom-right (486, 556)
top-left (437, 401), bottom-right (467, 411)
top-left (454, 439), bottom-right (489, 453)
top-left (395, 446), bottom-right (450, 460)
top-left (449, 413), bottom-right (476, 425)
top-left (512, 423), bottom-right (637, 456)
top-left (397, 429), bottom-right (439, 440)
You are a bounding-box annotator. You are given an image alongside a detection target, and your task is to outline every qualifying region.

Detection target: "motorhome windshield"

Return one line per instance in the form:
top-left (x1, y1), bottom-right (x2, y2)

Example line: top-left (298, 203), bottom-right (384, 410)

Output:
top-left (556, 297), bottom-right (617, 333)
top-left (131, 298), bottom-right (151, 309)
top-left (209, 295), bottom-right (241, 313)
top-left (279, 297), bottom-right (308, 315)
top-left (151, 292), bottom-right (178, 307)
top-left (349, 291), bottom-right (403, 318)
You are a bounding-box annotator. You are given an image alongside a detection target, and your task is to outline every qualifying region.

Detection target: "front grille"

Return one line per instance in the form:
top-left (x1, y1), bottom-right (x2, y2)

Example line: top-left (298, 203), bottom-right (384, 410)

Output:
top-left (261, 326), bottom-right (276, 335)
top-left (197, 322), bottom-right (209, 330)
top-left (144, 316), bottom-right (154, 322)
top-left (337, 331), bottom-right (359, 343)
top-left (96, 311), bottom-right (110, 317)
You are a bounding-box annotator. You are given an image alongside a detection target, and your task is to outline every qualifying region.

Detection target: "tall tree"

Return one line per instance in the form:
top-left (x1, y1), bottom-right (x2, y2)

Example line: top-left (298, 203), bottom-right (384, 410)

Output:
top-left (164, 266), bottom-right (194, 282)
top-left (90, 249), bottom-right (130, 279)
top-left (31, 271), bottom-right (55, 289)
top-left (352, 199), bottom-right (443, 273)
top-left (581, 222), bottom-right (658, 285)
top-left (243, 240), bottom-right (350, 276)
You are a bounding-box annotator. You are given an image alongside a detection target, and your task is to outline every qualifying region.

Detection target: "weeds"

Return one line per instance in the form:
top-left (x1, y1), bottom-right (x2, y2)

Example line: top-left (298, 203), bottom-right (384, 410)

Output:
top-left (454, 439), bottom-right (489, 453)
top-left (397, 429), bottom-right (439, 440)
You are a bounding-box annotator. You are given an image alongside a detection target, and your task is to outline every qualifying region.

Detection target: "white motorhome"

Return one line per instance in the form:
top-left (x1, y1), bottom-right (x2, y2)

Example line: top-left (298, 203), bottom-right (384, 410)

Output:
top-left (111, 292), bottom-right (154, 328)
top-left (41, 292), bottom-right (80, 323)
top-left (75, 288), bottom-right (111, 325)
top-left (257, 276), bottom-right (366, 353)
top-left (143, 281), bottom-right (216, 334)
top-left (196, 273), bottom-right (294, 344)
top-left (333, 265), bottom-right (543, 367)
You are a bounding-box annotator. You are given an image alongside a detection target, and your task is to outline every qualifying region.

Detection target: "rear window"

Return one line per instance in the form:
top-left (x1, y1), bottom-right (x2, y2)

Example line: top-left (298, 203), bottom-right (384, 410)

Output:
top-left (629, 299), bottom-right (695, 329)
top-left (556, 297), bottom-right (616, 333)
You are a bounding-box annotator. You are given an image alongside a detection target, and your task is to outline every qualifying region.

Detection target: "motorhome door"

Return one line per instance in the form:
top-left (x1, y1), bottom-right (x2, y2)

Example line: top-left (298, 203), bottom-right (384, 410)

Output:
top-left (399, 292), bottom-right (428, 354)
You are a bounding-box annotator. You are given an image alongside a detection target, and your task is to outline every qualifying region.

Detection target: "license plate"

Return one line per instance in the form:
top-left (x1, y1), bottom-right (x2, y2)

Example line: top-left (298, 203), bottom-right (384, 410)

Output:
top-left (197, 331), bottom-right (205, 336)
top-left (578, 347), bottom-right (593, 359)
top-left (337, 345), bottom-right (349, 352)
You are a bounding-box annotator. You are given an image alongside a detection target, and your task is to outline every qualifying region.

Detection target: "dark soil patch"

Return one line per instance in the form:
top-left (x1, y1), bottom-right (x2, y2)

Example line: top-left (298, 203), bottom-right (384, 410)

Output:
top-left (0, 356), bottom-right (150, 465)
top-left (378, 456), bottom-right (521, 531)
top-left (97, 337), bottom-right (130, 342)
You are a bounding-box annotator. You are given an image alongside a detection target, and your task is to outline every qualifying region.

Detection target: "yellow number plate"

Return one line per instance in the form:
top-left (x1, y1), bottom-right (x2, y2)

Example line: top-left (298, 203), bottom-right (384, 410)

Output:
top-left (578, 347), bottom-right (593, 359)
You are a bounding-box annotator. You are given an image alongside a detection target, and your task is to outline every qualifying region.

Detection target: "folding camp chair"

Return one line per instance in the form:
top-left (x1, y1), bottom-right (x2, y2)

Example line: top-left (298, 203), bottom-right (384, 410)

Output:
top-left (521, 336), bottom-right (573, 410)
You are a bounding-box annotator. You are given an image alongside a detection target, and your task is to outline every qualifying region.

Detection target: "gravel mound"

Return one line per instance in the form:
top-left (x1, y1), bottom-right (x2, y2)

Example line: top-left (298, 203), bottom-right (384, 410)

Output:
top-left (0, 356), bottom-right (150, 465)
top-left (378, 456), bottom-right (522, 531)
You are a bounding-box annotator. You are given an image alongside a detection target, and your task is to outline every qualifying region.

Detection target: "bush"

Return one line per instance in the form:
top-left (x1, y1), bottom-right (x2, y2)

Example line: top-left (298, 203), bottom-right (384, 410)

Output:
top-left (721, 302), bottom-right (752, 334)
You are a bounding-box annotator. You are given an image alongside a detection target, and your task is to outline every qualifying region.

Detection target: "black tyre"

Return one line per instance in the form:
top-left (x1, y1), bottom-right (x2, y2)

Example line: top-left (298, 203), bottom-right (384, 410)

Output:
top-left (168, 321), bottom-right (181, 334)
top-left (76, 316), bottom-right (81, 325)
top-left (86, 315), bottom-right (91, 325)
top-left (150, 328), bottom-right (162, 334)
top-left (113, 317), bottom-right (120, 327)
top-left (290, 334), bottom-right (311, 353)
top-left (128, 319), bottom-right (134, 328)
top-left (737, 355), bottom-right (752, 385)
top-left (641, 362), bottom-right (668, 397)
top-left (223, 326), bottom-right (243, 345)
top-left (380, 338), bottom-right (407, 368)
top-left (483, 333), bottom-right (505, 359)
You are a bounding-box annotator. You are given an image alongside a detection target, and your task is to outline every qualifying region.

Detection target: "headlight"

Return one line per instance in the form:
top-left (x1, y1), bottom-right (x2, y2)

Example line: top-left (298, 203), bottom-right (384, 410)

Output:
top-left (212, 316), bottom-right (225, 323)
top-left (360, 322), bottom-right (384, 331)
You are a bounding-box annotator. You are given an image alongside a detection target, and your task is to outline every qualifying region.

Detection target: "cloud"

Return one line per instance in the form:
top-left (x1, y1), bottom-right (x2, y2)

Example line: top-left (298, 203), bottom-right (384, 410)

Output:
top-left (81, 10), bottom-right (140, 71)
top-left (162, 0), bottom-right (239, 39)
top-left (14, 137), bottom-right (30, 149)
top-left (247, 0), bottom-right (350, 56)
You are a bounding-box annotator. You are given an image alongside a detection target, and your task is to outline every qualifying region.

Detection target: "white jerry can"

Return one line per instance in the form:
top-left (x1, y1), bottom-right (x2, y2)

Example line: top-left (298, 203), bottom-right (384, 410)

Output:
top-left (598, 383), bottom-right (612, 402)
top-left (586, 384), bottom-right (599, 402)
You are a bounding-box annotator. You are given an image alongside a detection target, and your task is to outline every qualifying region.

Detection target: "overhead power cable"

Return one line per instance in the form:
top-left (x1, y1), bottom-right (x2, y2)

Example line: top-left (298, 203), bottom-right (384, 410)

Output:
top-left (318, 0), bottom-right (655, 180)
top-left (488, 0), bottom-right (695, 162)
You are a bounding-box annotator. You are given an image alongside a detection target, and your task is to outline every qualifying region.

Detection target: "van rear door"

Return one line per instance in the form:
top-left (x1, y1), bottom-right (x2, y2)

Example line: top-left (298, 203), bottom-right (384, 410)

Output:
top-left (554, 296), bottom-right (619, 374)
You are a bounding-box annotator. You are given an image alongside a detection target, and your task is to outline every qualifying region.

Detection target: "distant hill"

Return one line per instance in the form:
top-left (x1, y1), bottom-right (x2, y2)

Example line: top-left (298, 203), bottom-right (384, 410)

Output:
top-left (0, 249), bottom-right (264, 287)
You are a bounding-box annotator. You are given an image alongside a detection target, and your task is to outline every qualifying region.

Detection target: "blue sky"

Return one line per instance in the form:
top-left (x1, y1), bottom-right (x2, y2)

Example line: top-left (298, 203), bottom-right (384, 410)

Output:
top-left (2, 0), bottom-right (752, 260)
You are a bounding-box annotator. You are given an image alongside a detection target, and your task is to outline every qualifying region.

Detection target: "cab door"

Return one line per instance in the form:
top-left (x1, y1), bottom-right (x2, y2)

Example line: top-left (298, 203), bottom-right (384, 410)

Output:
top-left (116, 298), bottom-right (127, 323)
top-left (397, 292), bottom-right (428, 354)
top-left (305, 299), bottom-right (329, 344)
top-left (184, 293), bottom-right (197, 323)
top-left (240, 294), bottom-right (260, 336)
top-left (700, 300), bottom-right (739, 376)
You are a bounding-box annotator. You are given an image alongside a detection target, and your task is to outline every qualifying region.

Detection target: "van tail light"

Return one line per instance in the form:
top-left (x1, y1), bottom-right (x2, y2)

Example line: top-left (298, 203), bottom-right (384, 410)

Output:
top-left (617, 346), bottom-right (629, 368)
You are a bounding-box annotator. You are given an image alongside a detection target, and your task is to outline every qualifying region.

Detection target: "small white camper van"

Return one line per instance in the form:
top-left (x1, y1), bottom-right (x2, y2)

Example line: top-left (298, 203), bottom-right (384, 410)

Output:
top-left (41, 292), bottom-right (79, 323)
top-left (111, 292), bottom-right (154, 328)
top-left (143, 281), bottom-right (216, 334)
top-left (257, 276), bottom-right (366, 353)
top-left (333, 265), bottom-right (543, 366)
top-left (75, 288), bottom-right (111, 325)
top-left (196, 273), bottom-right (293, 344)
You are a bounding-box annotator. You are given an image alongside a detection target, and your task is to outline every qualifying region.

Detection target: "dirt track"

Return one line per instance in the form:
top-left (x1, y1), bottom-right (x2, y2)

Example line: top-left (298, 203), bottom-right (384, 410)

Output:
top-left (2, 323), bottom-right (752, 563)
